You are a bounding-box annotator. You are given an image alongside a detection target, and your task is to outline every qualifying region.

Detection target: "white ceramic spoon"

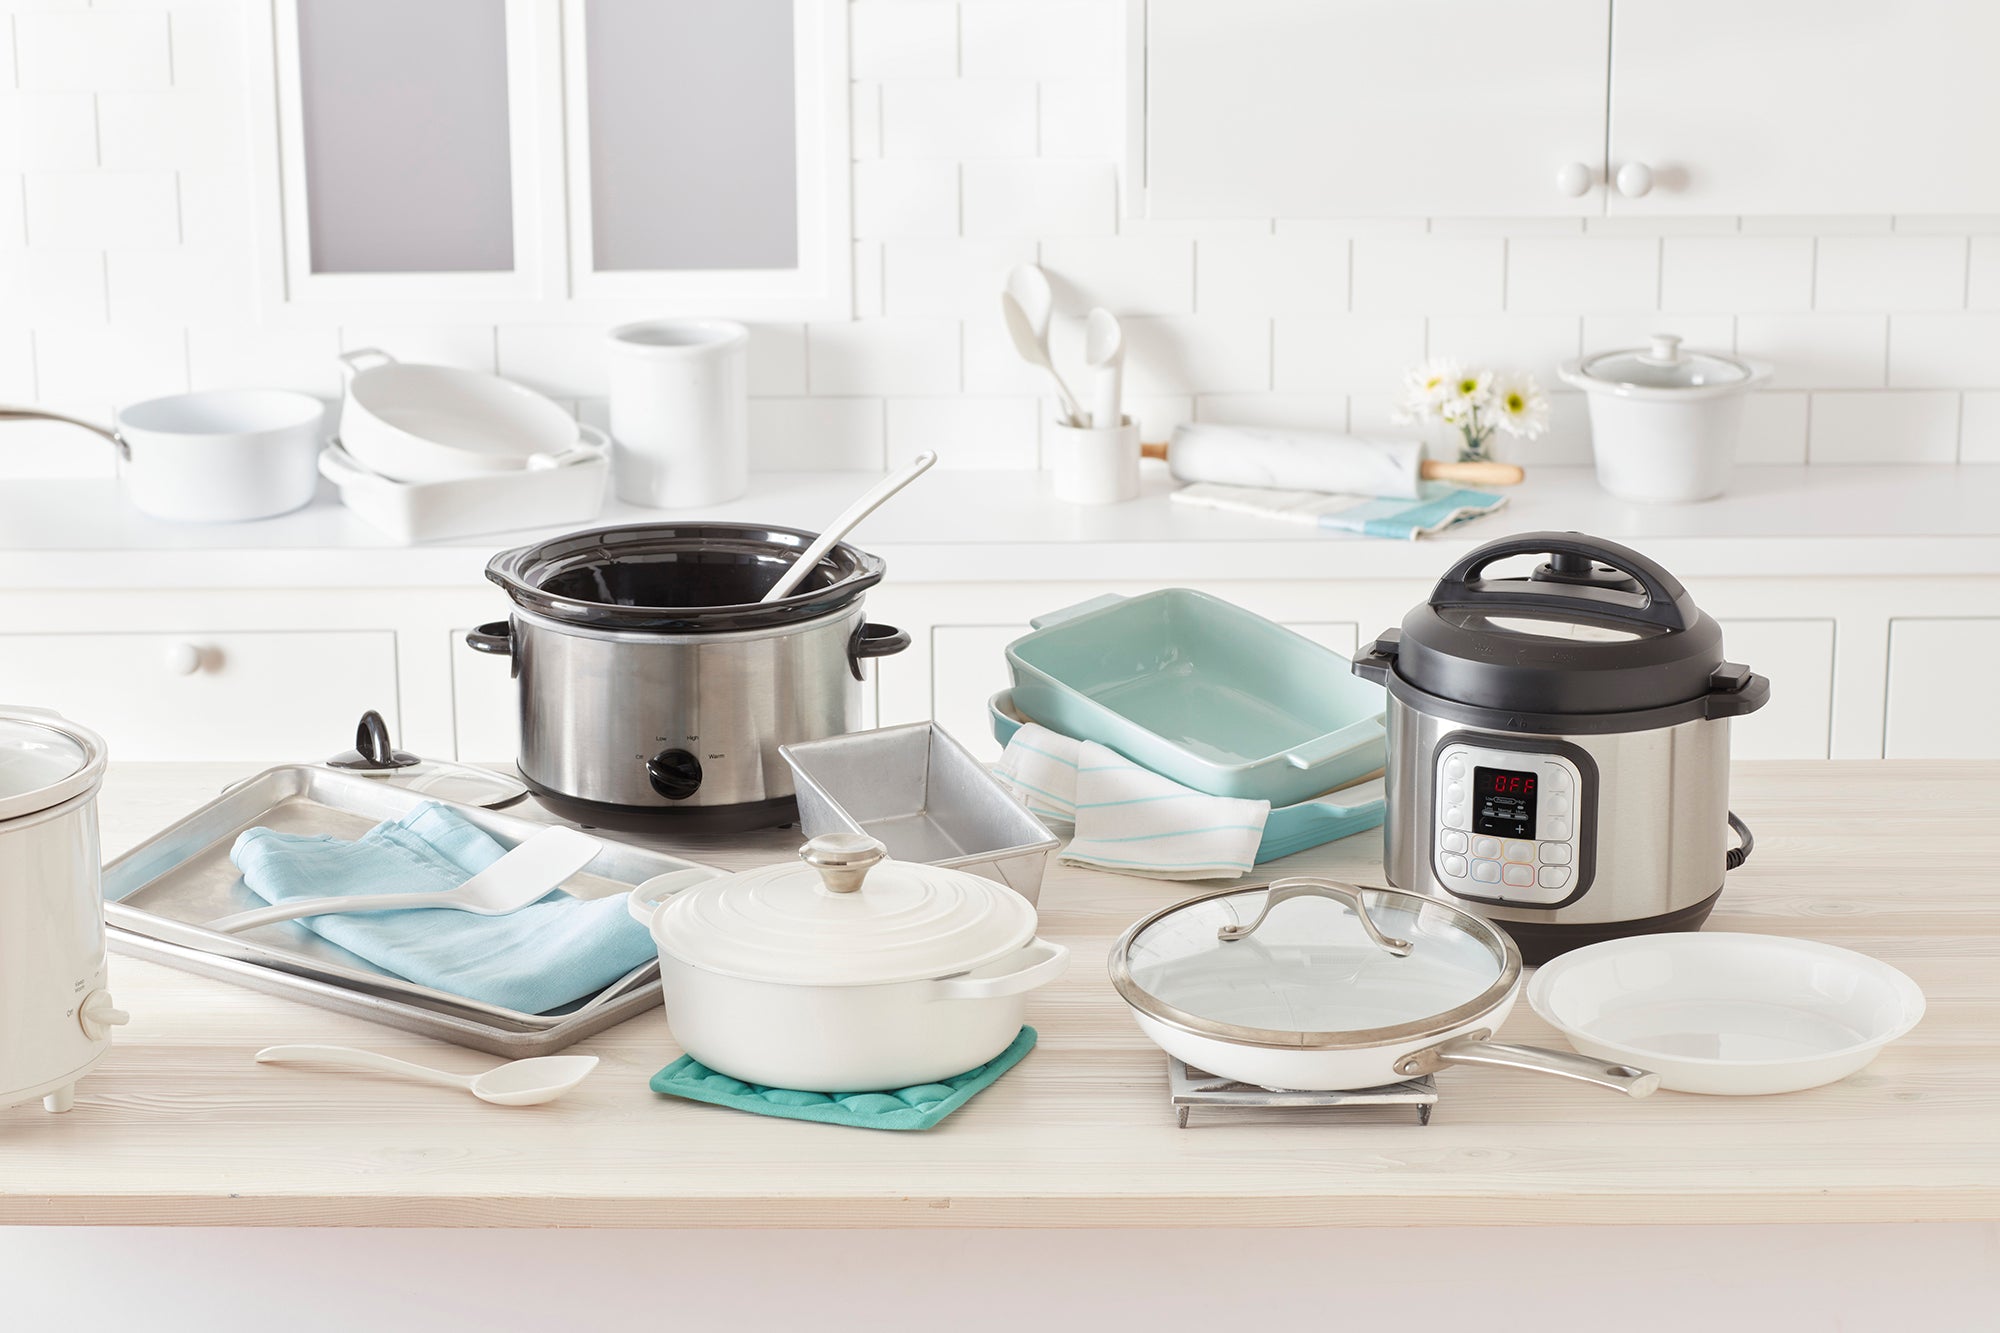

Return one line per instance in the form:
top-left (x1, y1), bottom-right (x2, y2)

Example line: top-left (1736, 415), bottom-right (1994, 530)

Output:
top-left (1083, 307), bottom-right (1124, 429)
top-left (256, 1046), bottom-right (599, 1107)
top-left (1001, 264), bottom-right (1084, 425)
top-left (206, 825), bottom-right (600, 934)
top-left (760, 451), bottom-right (938, 603)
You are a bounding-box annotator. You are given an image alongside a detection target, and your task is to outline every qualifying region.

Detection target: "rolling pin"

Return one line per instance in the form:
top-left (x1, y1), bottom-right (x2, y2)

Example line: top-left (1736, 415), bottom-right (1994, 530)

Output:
top-left (1142, 424), bottom-right (1524, 499)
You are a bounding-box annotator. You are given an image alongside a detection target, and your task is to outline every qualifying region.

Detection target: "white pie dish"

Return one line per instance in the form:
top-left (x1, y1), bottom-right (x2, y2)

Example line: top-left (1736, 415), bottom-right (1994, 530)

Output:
top-left (1527, 932), bottom-right (1925, 1096)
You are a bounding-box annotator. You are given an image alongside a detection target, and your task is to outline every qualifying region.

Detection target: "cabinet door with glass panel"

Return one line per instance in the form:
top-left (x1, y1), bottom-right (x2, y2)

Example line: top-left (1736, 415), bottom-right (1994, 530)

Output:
top-left (252, 0), bottom-right (850, 322)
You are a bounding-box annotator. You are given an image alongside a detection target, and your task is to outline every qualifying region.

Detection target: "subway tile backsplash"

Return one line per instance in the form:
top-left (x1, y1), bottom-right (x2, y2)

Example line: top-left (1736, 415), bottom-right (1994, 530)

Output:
top-left (3, 0), bottom-right (2000, 481)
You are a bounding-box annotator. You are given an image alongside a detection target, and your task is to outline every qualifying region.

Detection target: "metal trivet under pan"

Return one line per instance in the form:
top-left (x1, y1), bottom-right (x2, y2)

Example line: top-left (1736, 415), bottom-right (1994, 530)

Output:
top-left (1167, 1058), bottom-right (1439, 1128)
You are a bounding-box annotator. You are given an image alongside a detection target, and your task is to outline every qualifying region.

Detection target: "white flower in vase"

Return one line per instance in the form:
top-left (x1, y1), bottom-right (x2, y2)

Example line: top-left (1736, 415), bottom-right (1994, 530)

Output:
top-left (1491, 372), bottom-right (1551, 439)
top-left (1393, 360), bottom-right (1547, 464)
top-left (1392, 358), bottom-right (1461, 424)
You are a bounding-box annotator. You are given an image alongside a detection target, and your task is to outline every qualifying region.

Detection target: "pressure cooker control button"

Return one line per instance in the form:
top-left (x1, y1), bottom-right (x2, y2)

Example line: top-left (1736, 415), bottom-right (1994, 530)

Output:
top-left (1444, 756), bottom-right (1466, 779)
top-left (1470, 860), bottom-right (1501, 884)
top-left (1539, 866), bottom-right (1572, 891)
top-left (1439, 829), bottom-right (1467, 855)
top-left (1441, 804), bottom-right (1466, 830)
top-left (1539, 841), bottom-right (1572, 865)
top-left (1547, 793), bottom-right (1573, 817)
top-left (77, 990), bottom-right (130, 1042)
top-left (1444, 782), bottom-right (1464, 805)
top-left (1440, 853), bottom-right (1468, 879)
top-left (1472, 836), bottom-right (1501, 860)
top-left (645, 749), bottom-right (704, 800)
top-left (1502, 863), bottom-right (1536, 889)
top-left (1544, 816), bottom-right (1572, 840)
top-left (1503, 839), bottom-right (1535, 863)
top-left (1544, 769), bottom-right (1570, 792)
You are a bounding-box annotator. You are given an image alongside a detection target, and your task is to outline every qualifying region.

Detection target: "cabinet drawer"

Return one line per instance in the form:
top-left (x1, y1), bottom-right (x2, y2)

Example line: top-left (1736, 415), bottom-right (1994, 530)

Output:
top-left (1886, 618), bottom-right (2000, 758)
top-left (0, 630), bottom-right (398, 761)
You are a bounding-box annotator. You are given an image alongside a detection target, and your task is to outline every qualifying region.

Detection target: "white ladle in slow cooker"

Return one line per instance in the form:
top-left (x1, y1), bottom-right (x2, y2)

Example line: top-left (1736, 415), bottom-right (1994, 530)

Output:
top-left (760, 451), bottom-right (937, 604)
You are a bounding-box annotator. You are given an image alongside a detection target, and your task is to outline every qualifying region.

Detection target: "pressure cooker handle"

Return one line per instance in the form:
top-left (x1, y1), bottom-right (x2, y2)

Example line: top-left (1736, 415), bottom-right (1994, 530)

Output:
top-left (1429, 531), bottom-right (1696, 633)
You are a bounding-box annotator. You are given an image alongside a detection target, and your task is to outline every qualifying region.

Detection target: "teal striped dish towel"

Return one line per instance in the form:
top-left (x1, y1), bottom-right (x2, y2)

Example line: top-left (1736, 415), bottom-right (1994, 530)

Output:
top-left (1171, 480), bottom-right (1508, 540)
top-left (995, 723), bottom-right (1269, 880)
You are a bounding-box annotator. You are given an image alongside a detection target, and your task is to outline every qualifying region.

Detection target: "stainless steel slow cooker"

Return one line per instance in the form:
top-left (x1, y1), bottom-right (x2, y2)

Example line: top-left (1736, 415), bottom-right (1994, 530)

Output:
top-left (469, 522), bottom-right (909, 831)
top-left (1350, 531), bottom-right (1768, 963)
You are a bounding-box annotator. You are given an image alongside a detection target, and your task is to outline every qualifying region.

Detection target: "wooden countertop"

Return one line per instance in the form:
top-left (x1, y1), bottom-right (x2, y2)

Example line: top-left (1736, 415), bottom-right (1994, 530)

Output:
top-left (2, 760), bottom-right (1993, 1228)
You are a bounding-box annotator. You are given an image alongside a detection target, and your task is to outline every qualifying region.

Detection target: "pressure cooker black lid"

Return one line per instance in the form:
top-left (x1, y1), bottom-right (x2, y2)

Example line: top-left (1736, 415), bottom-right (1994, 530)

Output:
top-left (486, 522), bottom-right (885, 632)
top-left (1352, 531), bottom-right (1769, 724)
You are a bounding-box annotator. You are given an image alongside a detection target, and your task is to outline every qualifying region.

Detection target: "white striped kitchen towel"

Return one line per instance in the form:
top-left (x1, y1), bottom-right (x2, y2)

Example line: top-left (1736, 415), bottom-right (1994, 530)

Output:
top-left (994, 723), bottom-right (1270, 880)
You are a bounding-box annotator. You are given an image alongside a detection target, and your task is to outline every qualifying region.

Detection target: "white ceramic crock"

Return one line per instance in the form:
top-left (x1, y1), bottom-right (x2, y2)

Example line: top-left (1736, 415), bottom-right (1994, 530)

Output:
top-left (0, 708), bottom-right (128, 1112)
top-left (627, 833), bottom-right (1069, 1092)
top-left (605, 318), bottom-right (750, 510)
top-left (1559, 334), bottom-right (1772, 504)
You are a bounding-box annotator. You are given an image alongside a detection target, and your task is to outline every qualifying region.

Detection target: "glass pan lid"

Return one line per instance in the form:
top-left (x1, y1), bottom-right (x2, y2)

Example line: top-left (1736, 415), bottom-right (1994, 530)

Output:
top-left (1113, 880), bottom-right (1515, 1048)
top-left (0, 713), bottom-right (103, 820)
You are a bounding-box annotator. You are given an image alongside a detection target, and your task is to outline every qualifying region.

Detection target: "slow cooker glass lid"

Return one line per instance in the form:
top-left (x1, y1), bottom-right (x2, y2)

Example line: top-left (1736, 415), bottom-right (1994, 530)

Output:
top-left (1121, 886), bottom-right (1505, 1039)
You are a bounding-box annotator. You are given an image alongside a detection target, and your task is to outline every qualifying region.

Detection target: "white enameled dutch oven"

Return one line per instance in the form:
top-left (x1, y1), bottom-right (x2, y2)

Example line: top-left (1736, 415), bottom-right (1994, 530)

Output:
top-left (627, 833), bottom-right (1069, 1092)
top-left (1558, 334), bottom-right (1772, 504)
top-left (1109, 878), bottom-right (1658, 1097)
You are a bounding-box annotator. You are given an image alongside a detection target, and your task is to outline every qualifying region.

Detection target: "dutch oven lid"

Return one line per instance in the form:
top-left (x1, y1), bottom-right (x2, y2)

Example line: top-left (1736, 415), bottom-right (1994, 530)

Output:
top-left (651, 833), bottom-right (1037, 987)
top-left (485, 521), bottom-right (885, 632)
top-left (0, 710), bottom-right (107, 821)
top-left (1353, 532), bottom-right (1770, 723)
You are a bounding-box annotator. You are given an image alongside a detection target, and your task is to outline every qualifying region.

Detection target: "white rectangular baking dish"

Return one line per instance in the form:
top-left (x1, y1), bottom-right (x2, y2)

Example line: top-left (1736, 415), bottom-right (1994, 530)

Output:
top-left (317, 435), bottom-right (608, 543)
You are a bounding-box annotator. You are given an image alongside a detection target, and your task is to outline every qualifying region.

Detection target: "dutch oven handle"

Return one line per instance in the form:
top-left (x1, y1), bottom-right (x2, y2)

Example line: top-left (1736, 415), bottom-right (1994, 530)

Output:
top-left (847, 622), bottom-right (910, 681)
top-left (1428, 531), bottom-right (1696, 633)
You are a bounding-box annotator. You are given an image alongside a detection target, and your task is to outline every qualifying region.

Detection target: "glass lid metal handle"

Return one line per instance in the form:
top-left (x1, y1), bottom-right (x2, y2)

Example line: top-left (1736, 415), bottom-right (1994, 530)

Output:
top-left (1427, 530), bottom-right (1696, 633)
top-left (1216, 879), bottom-right (1412, 957)
top-left (800, 832), bottom-right (887, 894)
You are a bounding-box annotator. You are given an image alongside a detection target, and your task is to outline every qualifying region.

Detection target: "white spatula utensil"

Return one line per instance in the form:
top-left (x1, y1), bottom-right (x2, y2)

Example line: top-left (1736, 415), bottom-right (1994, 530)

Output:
top-left (1083, 307), bottom-right (1124, 429)
top-left (1001, 263), bottom-right (1084, 426)
top-left (759, 451), bottom-right (938, 603)
top-left (206, 825), bottom-right (601, 934)
top-left (256, 1046), bottom-right (599, 1107)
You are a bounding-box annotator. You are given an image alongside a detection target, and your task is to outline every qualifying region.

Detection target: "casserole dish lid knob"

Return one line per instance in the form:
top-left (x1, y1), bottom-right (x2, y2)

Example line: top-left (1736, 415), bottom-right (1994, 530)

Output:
top-left (1356, 531), bottom-right (1769, 720)
top-left (651, 834), bottom-right (1039, 986)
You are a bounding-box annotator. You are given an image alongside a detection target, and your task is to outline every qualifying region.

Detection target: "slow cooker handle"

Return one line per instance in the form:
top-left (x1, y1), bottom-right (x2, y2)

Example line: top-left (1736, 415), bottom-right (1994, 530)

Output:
top-left (847, 622), bottom-right (910, 681)
top-left (1429, 531), bottom-right (1697, 633)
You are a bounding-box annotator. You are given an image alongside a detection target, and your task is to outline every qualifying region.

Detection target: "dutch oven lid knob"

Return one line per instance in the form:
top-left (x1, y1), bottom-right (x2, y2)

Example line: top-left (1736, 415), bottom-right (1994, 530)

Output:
top-left (800, 832), bottom-right (888, 895)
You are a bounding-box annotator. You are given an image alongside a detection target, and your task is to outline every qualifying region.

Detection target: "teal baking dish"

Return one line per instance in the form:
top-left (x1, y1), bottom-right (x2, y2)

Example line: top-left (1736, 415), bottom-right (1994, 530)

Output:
top-left (987, 691), bottom-right (1384, 863)
top-left (1003, 590), bottom-right (1386, 806)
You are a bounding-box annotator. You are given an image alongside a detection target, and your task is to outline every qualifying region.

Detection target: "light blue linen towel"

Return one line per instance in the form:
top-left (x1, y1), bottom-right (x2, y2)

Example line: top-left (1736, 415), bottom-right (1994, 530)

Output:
top-left (1171, 480), bottom-right (1508, 539)
top-left (229, 803), bottom-right (657, 1015)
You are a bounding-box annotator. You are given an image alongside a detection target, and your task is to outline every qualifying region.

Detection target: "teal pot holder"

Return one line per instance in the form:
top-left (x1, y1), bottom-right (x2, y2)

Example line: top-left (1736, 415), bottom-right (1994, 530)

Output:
top-left (650, 1027), bottom-right (1037, 1131)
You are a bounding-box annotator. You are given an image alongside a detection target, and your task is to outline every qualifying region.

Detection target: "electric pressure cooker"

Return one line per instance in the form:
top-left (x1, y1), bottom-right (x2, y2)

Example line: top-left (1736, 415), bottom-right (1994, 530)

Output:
top-left (1350, 532), bottom-right (1768, 963)
top-left (468, 522), bottom-right (909, 832)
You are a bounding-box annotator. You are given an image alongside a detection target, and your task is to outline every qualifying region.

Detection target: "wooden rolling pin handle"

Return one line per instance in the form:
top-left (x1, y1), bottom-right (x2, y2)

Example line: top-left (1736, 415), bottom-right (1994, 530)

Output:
top-left (1421, 459), bottom-right (1525, 487)
top-left (1141, 441), bottom-right (1170, 461)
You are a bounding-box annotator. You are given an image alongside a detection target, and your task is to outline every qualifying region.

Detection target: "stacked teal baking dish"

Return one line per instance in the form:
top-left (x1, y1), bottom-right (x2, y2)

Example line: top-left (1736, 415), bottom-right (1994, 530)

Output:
top-left (993, 590), bottom-right (1388, 861)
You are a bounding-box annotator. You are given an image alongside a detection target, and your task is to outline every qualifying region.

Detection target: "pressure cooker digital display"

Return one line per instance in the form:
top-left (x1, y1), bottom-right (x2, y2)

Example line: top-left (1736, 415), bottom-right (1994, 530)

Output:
top-left (1472, 766), bottom-right (1538, 838)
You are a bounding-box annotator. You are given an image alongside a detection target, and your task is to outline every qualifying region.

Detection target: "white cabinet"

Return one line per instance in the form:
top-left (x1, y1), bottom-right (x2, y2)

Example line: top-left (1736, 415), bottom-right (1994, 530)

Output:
top-left (1134, 0), bottom-right (2000, 219)
top-left (1139, 0), bottom-right (1610, 218)
top-left (1607, 0), bottom-right (2000, 216)
top-left (0, 630), bottom-right (399, 761)
top-left (1884, 618), bottom-right (2000, 758)
top-left (1713, 619), bottom-right (1834, 761)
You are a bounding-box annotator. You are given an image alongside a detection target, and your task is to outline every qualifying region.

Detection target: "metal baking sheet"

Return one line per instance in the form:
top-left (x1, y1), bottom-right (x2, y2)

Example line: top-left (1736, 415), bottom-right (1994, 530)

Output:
top-left (102, 765), bottom-right (716, 1042)
top-left (109, 929), bottom-right (665, 1058)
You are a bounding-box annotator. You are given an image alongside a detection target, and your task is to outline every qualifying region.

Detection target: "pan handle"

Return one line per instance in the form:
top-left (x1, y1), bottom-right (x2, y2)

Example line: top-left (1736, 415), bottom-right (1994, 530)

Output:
top-left (1217, 878), bottom-right (1412, 957)
top-left (1396, 1030), bottom-right (1660, 1098)
top-left (0, 407), bottom-right (130, 460)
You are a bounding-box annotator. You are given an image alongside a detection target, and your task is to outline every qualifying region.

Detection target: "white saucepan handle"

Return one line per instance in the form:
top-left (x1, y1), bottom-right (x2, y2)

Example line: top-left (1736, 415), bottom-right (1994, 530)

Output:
top-left (933, 938), bottom-right (1070, 1001)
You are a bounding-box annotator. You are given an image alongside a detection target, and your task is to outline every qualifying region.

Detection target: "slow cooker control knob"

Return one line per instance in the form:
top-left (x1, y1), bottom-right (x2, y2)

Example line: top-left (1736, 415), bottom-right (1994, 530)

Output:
top-left (646, 749), bottom-right (703, 801)
top-left (78, 990), bottom-right (130, 1042)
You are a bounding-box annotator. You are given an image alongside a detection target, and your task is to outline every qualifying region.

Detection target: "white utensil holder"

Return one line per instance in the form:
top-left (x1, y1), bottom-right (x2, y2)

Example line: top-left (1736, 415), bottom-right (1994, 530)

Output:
top-left (1049, 417), bottom-right (1140, 505)
top-left (606, 319), bottom-right (749, 509)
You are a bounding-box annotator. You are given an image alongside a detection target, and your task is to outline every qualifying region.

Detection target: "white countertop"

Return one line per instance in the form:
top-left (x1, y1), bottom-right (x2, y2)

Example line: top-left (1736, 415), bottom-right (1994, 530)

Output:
top-left (2, 464), bottom-right (1997, 588)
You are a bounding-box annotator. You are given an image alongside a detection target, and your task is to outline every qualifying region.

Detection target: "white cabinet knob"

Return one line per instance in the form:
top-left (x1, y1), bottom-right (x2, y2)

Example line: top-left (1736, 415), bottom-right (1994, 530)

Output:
top-left (1555, 161), bottom-right (1594, 197)
top-left (162, 641), bottom-right (205, 676)
top-left (78, 990), bottom-right (131, 1042)
top-left (1616, 161), bottom-right (1655, 198)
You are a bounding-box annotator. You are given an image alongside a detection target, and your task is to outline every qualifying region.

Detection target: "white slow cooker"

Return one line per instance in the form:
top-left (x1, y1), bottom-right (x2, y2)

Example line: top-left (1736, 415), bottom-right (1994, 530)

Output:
top-left (0, 709), bottom-right (129, 1112)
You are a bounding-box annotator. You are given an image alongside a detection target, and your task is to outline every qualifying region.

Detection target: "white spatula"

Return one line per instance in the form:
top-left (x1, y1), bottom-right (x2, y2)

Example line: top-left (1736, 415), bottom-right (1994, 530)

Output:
top-left (759, 450), bottom-right (938, 603)
top-left (206, 825), bottom-right (600, 934)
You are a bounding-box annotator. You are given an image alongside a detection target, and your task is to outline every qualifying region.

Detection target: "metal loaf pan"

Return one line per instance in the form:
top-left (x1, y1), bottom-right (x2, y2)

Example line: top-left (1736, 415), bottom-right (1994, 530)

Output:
top-left (781, 723), bottom-right (1059, 904)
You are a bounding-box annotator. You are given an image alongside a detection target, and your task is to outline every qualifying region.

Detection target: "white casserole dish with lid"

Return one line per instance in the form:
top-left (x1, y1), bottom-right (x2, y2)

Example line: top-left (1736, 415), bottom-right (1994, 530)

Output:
top-left (1558, 334), bottom-right (1772, 504)
top-left (627, 833), bottom-right (1069, 1092)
